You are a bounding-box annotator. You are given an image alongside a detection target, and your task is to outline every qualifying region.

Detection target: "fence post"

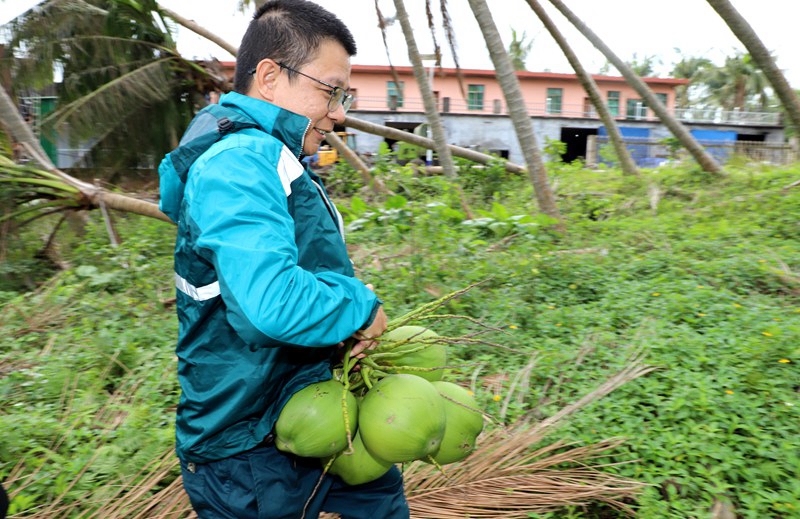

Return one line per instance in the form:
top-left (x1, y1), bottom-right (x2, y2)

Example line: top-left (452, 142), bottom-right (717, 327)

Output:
top-left (586, 135), bottom-right (598, 168)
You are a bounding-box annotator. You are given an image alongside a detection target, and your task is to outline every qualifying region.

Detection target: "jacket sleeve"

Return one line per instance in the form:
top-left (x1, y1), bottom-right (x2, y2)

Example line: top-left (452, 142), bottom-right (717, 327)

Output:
top-left (185, 141), bottom-right (380, 348)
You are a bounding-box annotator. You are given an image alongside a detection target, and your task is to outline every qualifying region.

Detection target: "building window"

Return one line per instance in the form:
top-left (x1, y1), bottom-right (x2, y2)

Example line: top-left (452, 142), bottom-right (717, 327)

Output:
top-left (583, 97), bottom-right (593, 117)
top-left (607, 91), bottom-right (620, 116)
top-left (467, 84), bottom-right (484, 110)
top-left (546, 88), bottom-right (562, 114)
top-left (387, 81), bottom-right (404, 109)
top-left (626, 99), bottom-right (646, 119)
top-left (655, 93), bottom-right (668, 108)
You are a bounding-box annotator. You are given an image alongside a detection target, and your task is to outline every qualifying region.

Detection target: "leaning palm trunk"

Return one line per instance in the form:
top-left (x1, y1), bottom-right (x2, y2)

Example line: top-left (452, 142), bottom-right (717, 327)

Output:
top-left (466, 0), bottom-right (564, 228)
top-left (525, 0), bottom-right (639, 177)
top-left (391, 0), bottom-right (457, 179)
top-left (345, 115), bottom-right (527, 174)
top-left (159, 5), bottom-right (238, 57)
top-left (0, 83), bottom-right (53, 170)
top-left (324, 131), bottom-right (388, 194)
top-left (387, 1), bottom-right (474, 218)
top-left (705, 0), bottom-right (800, 139)
top-left (546, 0), bottom-right (723, 175)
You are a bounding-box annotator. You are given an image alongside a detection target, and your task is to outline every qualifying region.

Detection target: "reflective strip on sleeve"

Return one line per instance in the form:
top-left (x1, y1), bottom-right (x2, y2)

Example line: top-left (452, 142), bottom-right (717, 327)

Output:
top-left (175, 272), bottom-right (220, 301)
top-left (277, 146), bottom-right (305, 196)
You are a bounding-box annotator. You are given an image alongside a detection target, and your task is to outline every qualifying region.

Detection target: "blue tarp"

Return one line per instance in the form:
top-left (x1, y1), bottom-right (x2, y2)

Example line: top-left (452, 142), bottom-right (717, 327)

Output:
top-left (598, 126), bottom-right (652, 166)
top-left (690, 129), bottom-right (737, 162)
top-left (598, 127), bottom-right (739, 167)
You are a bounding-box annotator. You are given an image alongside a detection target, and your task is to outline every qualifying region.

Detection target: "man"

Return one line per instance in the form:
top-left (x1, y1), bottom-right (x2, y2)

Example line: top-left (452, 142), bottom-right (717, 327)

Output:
top-left (158, 1), bottom-right (409, 517)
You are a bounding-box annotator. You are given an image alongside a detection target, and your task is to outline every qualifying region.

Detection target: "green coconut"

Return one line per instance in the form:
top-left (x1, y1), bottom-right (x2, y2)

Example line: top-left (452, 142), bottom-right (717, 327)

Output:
top-left (358, 374), bottom-right (446, 463)
top-left (375, 325), bottom-right (447, 381)
top-left (326, 431), bottom-right (394, 486)
top-left (275, 379), bottom-right (358, 458)
top-left (429, 381), bottom-right (484, 465)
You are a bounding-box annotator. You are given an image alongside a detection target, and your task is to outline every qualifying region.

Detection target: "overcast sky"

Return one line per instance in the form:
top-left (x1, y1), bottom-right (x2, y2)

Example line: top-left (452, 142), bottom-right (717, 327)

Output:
top-left (2, 0), bottom-right (799, 86)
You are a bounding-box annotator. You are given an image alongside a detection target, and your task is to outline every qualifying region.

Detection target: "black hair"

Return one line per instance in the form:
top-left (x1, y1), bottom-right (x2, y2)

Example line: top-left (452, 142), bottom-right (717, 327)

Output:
top-left (233, 0), bottom-right (357, 93)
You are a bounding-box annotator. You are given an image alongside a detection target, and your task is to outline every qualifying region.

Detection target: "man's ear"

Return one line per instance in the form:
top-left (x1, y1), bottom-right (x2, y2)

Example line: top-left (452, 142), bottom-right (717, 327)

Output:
top-left (251, 59), bottom-right (280, 101)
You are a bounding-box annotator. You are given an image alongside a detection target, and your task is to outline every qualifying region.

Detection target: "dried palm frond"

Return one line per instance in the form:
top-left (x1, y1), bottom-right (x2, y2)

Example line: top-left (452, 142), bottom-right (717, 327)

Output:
top-left (397, 350), bottom-right (655, 518)
top-left (404, 436), bottom-right (642, 518)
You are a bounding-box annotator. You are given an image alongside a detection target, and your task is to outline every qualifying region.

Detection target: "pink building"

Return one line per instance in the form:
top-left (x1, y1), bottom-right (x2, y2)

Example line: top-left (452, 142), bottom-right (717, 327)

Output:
top-left (219, 62), bottom-right (784, 165)
top-left (347, 64), bottom-right (685, 120)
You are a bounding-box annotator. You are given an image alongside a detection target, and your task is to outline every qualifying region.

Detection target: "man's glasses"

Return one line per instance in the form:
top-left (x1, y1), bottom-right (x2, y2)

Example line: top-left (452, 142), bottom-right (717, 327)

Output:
top-left (249, 62), bottom-right (354, 113)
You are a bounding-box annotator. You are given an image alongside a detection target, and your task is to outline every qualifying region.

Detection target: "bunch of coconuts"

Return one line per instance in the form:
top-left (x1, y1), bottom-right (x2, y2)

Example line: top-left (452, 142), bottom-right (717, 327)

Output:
top-left (274, 325), bottom-right (485, 485)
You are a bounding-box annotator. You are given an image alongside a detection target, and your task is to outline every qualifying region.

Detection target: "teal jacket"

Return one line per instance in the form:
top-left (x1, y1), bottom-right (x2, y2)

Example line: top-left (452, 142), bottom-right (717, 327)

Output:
top-left (159, 92), bottom-right (380, 463)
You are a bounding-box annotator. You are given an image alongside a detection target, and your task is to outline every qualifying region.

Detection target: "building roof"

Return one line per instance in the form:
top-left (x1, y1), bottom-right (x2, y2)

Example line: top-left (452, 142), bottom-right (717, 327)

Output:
top-left (217, 61), bottom-right (689, 86)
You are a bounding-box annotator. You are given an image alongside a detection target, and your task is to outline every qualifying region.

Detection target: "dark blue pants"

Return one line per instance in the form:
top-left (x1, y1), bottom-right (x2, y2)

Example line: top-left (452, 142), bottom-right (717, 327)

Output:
top-left (180, 443), bottom-right (409, 519)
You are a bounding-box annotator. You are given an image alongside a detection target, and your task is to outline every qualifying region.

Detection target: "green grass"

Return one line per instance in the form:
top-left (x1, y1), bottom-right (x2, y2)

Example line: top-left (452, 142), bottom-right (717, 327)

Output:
top-left (1, 161), bottom-right (799, 517)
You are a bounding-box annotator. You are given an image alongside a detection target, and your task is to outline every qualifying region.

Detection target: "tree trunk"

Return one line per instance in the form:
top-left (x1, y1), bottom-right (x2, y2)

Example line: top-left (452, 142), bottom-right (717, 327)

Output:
top-left (706, 0), bottom-right (800, 138)
top-left (345, 116), bottom-right (527, 174)
top-left (546, 0), bottom-right (724, 175)
top-left (392, 0), bottom-right (475, 218)
top-left (159, 5), bottom-right (239, 57)
top-left (391, 0), bottom-right (457, 178)
top-left (525, 0), bottom-right (639, 177)
top-left (466, 0), bottom-right (564, 227)
top-left (323, 132), bottom-right (388, 194)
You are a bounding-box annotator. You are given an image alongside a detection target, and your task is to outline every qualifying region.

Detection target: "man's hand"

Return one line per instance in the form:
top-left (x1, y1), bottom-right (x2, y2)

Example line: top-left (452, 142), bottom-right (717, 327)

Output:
top-left (350, 284), bottom-right (387, 358)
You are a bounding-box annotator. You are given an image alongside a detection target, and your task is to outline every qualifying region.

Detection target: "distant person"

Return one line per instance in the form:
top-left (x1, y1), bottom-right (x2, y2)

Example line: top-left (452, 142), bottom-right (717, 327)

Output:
top-left (302, 151), bottom-right (320, 168)
top-left (157, 1), bottom-right (407, 518)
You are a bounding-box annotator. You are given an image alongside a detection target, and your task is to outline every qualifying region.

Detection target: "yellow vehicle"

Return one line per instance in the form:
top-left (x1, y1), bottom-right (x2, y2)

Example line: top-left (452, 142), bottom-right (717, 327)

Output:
top-left (316, 147), bottom-right (338, 167)
top-left (315, 132), bottom-right (353, 167)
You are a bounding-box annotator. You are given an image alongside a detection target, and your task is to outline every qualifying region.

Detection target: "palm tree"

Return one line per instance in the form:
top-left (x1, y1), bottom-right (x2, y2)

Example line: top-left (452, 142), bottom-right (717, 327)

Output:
top-left (545, 0), bottom-right (724, 175)
top-left (0, 84), bottom-right (169, 225)
top-left (391, 0), bottom-right (457, 178)
top-left (705, 0), bottom-right (800, 138)
top-left (626, 54), bottom-right (660, 78)
top-left (466, 0), bottom-right (563, 227)
top-left (508, 29), bottom-right (534, 72)
top-left (699, 52), bottom-right (769, 111)
top-left (2, 0), bottom-right (225, 171)
top-left (671, 54), bottom-right (714, 109)
top-left (524, 0), bottom-right (639, 177)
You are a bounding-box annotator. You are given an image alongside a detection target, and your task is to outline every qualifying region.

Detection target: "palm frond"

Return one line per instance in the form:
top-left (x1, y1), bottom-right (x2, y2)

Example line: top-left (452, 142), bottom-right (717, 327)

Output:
top-left (43, 57), bottom-right (178, 138)
top-left (404, 437), bottom-right (642, 518)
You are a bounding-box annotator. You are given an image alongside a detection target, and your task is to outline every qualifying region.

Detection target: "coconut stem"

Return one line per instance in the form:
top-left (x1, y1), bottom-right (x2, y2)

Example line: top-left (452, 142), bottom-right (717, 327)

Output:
top-left (340, 347), bottom-right (356, 453)
top-left (302, 457), bottom-right (336, 519)
top-left (361, 366), bottom-right (374, 390)
top-left (425, 454), bottom-right (448, 477)
top-left (386, 283), bottom-right (483, 331)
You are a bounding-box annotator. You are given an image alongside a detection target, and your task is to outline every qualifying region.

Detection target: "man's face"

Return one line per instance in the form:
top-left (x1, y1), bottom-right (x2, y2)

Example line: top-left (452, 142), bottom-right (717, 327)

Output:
top-left (264, 40), bottom-right (351, 156)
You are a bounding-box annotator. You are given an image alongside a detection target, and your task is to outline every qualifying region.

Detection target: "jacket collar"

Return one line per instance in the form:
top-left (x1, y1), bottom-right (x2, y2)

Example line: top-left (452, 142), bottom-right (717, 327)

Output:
top-left (218, 91), bottom-right (311, 158)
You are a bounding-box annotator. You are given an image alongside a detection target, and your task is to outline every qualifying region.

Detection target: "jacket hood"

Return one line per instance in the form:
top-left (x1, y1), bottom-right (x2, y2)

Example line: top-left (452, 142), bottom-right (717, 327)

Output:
top-left (158, 92), bottom-right (311, 223)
